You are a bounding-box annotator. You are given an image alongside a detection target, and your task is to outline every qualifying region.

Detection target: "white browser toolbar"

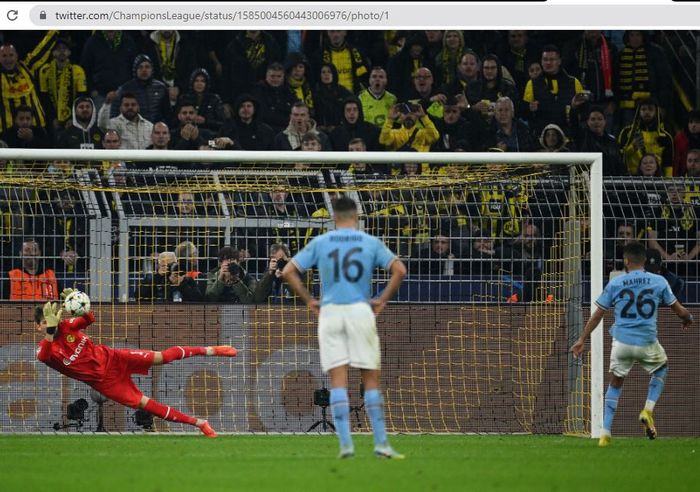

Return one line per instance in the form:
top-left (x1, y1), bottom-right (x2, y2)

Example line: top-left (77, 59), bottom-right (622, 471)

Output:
top-left (2, 2), bottom-right (700, 29)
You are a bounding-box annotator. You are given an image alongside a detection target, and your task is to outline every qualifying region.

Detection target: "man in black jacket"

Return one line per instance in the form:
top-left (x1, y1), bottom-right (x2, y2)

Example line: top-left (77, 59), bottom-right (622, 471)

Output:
top-left (252, 62), bottom-right (298, 133)
top-left (330, 97), bottom-right (380, 151)
top-left (80, 31), bottom-right (137, 106)
top-left (0, 105), bottom-right (49, 149)
top-left (109, 54), bottom-right (171, 125)
top-left (170, 101), bottom-right (213, 150)
top-left (219, 94), bottom-right (274, 151)
top-left (523, 45), bottom-right (586, 136)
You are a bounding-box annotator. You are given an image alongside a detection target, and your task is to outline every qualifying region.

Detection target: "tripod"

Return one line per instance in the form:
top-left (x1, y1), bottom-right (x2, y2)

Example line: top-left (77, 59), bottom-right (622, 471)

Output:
top-left (350, 383), bottom-right (365, 430)
top-left (53, 420), bottom-right (84, 431)
top-left (90, 389), bottom-right (107, 432)
top-left (307, 404), bottom-right (335, 432)
top-left (307, 387), bottom-right (335, 432)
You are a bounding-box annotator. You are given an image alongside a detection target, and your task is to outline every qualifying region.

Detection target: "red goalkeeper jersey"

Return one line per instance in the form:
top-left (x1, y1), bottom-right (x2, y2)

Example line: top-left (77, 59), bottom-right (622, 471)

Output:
top-left (36, 312), bottom-right (114, 385)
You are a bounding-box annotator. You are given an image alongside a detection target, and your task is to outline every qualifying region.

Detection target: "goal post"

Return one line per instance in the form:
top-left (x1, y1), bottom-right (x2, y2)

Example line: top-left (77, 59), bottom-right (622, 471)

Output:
top-left (0, 148), bottom-right (603, 436)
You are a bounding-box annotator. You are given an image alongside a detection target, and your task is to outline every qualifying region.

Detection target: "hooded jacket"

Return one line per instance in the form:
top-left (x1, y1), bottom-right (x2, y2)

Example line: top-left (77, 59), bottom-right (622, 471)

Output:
top-left (110, 54), bottom-right (170, 124)
top-left (538, 123), bottom-right (569, 152)
top-left (330, 97), bottom-right (380, 151)
top-left (618, 101), bottom-right (674, 176)
top-left (465, 56), bottom-right (519, 113)
top-left (387, 32), bottom-right (432, 102)
top-left (311, 63), bottom-right (353, 132)
top-left (57, 96), bottom-right (104, 149)
top-left (180, 68), bottom-right (225, 131)
top-left (219, 93), bottom-right (275, 151)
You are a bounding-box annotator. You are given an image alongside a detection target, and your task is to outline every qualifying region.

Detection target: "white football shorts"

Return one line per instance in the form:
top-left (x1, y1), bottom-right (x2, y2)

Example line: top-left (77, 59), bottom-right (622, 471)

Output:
top-left (318, 302), bottom-right (380, 372)
top-left (609, 339), bottom-right (668, 377)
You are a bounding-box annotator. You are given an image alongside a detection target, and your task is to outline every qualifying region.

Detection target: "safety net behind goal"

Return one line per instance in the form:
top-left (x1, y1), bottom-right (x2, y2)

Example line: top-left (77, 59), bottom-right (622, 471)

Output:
top-left (1, 152), bottom-right (695, 436)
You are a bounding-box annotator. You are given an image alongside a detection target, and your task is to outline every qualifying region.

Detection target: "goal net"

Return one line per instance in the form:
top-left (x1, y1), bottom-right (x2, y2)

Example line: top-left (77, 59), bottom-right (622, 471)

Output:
top-left (0, 149), bottom-right (603, 435)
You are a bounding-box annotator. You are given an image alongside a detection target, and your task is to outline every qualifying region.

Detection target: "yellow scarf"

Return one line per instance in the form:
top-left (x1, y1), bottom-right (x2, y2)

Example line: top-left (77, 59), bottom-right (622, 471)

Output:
top-left (159, 37), bottom-right (177, 82)
top-left (44, 61), bottom-right (73, 123)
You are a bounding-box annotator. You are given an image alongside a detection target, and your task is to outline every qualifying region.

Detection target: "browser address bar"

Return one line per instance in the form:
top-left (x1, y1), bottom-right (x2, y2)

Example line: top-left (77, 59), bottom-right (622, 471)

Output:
top-left (21, 3), bottom-right (700, 28)
top-left (32, 4), bottom-right (393, 27)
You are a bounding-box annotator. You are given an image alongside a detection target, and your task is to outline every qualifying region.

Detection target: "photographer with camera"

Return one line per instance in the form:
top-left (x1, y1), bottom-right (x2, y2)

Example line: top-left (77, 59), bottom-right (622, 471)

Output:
top-left (167, 258), bottom-right (204, 302)
top-left (137, 251), bottom-right (203, 302)
top-left (205, 246), bottom-right (256, 303)
top-left (253, 243), bottom-right (294, 303)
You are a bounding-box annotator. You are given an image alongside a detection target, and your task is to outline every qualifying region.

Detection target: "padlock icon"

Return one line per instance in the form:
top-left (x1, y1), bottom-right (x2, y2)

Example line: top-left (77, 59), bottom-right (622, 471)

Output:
top-left (39, 11), bottom-right (46, 20)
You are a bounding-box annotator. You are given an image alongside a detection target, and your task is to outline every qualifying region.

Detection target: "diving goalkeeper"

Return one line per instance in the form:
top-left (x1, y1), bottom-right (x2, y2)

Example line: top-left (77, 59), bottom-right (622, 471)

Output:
top-left (34, 296), bottom-right (237, 437)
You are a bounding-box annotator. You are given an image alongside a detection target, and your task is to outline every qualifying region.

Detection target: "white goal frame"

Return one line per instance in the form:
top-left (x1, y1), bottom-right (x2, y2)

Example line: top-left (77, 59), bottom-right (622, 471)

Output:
top-left (0, 148), bottom-right (604, 437)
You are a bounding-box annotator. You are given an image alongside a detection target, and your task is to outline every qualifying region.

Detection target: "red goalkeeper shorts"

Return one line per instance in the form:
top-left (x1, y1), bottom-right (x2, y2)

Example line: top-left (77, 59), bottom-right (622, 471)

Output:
top-left (92, 349), bottom-right (155, 408)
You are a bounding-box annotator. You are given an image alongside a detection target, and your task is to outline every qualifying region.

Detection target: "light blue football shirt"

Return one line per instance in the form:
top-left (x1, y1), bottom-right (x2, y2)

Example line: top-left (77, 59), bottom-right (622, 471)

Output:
top-left (595, 269), bottom-right (677, 346)
top-left (291, 228), bottom-right (397, 306)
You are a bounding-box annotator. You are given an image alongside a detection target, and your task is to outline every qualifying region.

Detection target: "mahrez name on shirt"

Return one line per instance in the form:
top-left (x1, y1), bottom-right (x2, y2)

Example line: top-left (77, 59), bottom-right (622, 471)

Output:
top-left (622, 277), bottom-right (651, 287)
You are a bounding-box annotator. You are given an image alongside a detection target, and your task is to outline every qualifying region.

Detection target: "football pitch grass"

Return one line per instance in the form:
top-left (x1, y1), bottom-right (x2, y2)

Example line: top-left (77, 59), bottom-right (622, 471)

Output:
top-left (1, 434), bottom-right (698, 491)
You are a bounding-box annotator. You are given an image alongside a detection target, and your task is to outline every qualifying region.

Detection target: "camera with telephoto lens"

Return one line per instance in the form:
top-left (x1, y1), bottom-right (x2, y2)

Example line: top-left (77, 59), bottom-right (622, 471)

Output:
top-left (227, 261), bottom-right (243, 277)
top-left (275, 259), bottom-right (288, 271)
top-left (169, 259), bottom-right (189, 277)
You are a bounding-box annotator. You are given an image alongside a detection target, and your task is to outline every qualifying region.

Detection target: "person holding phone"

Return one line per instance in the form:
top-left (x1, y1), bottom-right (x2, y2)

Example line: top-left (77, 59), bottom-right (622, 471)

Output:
top-left (379, 102), bottom-right (439, 152)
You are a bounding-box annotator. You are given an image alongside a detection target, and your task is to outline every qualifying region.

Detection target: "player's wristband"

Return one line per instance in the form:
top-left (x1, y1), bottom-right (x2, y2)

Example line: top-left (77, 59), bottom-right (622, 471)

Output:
top-left (684, 314), bottom-right (694, 322)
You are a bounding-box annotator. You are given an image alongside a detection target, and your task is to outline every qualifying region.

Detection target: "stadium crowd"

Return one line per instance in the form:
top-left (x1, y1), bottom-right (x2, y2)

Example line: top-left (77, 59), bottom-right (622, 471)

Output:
top-left (1, 30), bottom-right (699, 302)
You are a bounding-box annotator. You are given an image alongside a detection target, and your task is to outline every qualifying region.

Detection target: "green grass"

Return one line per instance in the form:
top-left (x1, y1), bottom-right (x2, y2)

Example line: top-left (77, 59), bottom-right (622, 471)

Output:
top-left (1, 434), bottom-right (698, 491)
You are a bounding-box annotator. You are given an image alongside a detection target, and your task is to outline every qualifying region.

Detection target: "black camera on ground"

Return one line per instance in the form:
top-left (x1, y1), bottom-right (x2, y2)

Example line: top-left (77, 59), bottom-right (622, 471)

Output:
top-left (313, 388), bottom-right (330, 407)
top-left (227, 262), bottom-right (243, 277)
top-left (134, 409), bottom-right (154, 430)
top-left (67, 398), bottom-right (88, 421)
top-left (275, 259), bottom-right (288, 271)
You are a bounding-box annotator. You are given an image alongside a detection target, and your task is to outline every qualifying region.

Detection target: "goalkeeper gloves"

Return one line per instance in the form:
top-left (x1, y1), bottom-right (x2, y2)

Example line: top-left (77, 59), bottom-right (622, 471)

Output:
top-left (60, 288), bottom-right (77, 301)
top-left (43, 302), bottom-right (63, 335)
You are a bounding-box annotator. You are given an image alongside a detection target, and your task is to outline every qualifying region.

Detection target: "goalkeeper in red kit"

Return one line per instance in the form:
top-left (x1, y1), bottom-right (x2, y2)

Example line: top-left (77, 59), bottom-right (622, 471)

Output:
top-left (34, 298), bottom-right (237, 437)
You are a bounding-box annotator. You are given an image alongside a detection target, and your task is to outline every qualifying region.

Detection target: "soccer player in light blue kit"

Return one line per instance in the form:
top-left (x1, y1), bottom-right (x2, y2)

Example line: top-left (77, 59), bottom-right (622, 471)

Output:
top-left (282, 196), bottom-right (407, 458)
top-left (570, 242), bottom-right (693, 447)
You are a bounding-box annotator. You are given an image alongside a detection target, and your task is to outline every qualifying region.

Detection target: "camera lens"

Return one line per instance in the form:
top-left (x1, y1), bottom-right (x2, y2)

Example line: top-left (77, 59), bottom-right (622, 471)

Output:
top-left (228, 263), bottom-right (242, 276)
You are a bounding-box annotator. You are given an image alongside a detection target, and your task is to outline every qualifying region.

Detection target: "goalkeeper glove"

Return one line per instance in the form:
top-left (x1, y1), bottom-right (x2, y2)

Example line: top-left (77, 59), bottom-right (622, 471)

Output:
top-left (60, 288), bottom-right (77, 301)
top-left (43, 302), bottom-right (63, 335)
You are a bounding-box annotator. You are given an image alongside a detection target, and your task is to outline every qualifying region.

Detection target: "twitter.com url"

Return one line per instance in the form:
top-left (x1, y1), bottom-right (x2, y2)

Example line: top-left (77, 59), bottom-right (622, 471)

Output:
top-left (52, 9), bottom-right (390, 23)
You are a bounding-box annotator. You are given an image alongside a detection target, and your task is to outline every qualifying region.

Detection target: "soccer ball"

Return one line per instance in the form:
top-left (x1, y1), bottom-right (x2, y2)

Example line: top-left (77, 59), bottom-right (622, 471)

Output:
top-left (63, 291), bottom-right (91, 316)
